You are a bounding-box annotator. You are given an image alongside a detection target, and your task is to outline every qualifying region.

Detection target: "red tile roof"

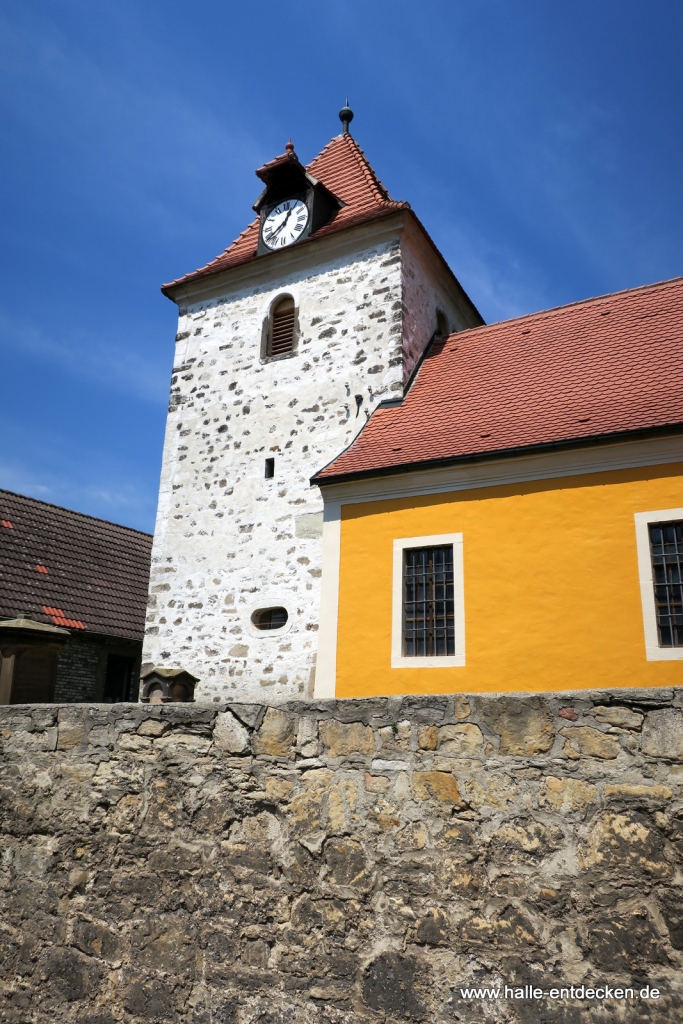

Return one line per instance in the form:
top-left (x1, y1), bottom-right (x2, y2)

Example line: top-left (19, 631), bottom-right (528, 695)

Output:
top-left (161, 133), bottom-right (408, 295)
top-left (313, 276), bottom-right (683, 483)
top-left (0, 489), bottom-right (152, 640)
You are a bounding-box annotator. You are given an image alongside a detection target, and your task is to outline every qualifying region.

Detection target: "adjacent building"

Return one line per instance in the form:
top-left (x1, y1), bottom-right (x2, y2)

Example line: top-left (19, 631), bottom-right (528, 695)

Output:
top-left (0, 489), bottom-right (152, 703)
top-left (312, 277), bottom-right (683, 697)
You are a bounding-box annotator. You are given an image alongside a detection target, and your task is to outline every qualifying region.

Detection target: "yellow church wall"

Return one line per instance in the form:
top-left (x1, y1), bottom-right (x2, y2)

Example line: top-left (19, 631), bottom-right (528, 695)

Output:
top-left (334, 461), bottom-right (683, 697)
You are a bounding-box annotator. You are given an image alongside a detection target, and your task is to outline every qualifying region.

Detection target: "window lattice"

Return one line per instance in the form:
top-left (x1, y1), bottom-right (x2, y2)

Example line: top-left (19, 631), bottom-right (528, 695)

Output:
top-left (269, 298), bottom-right (295, 356)
top-left (649, 520), bottom-right (683, 647)
top-left (403, 545), bottom-right (455, 656)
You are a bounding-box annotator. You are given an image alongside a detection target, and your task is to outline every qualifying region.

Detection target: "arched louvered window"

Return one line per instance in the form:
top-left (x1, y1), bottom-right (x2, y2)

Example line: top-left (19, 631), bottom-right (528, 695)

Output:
top-left (269, 297), bottom-right (296, 357)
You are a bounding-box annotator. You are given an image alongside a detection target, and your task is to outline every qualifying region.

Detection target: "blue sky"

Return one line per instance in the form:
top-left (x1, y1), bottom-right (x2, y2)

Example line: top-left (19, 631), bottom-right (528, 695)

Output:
top-left (1, 1), bottom-right (682, 532)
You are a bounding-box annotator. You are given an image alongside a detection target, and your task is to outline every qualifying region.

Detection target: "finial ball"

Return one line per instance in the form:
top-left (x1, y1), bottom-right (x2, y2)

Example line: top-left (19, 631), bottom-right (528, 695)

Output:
top-left (339, 100), bottom-right (354, 134)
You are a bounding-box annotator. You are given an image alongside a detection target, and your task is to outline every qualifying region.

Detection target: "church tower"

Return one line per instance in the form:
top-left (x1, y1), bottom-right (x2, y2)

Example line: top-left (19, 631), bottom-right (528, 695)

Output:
top-left (143, 107), bottom-right (483, 701)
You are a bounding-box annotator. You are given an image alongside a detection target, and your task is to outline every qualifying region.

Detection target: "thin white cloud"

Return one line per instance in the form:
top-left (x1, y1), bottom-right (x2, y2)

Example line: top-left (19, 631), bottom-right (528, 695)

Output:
top-left (0, 453), bottom-right (156, 532)
top-left (0, 310), bottom-right (169, 404)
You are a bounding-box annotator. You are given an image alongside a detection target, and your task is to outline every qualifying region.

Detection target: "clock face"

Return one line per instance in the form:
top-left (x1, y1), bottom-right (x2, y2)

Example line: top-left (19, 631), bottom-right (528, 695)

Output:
top-left (262, 199), bottom-right (309, 250)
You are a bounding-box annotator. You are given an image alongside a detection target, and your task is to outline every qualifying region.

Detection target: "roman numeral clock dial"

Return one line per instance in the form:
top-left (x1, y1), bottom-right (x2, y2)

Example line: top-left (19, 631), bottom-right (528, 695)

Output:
top-left (262, 199), bottom-right (309, 250)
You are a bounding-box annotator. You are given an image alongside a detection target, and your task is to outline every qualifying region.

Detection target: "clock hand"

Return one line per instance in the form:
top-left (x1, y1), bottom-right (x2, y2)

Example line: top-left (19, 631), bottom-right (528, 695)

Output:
top-left (266, 207), bottom-right (294, 245)
top-left (269, 217), bottom-right (286, 240)
top-left (276, 209), bottom-right (292, 235)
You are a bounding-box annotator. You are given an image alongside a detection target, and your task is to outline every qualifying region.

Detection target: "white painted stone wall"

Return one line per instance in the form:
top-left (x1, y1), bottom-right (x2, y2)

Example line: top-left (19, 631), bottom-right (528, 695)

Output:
top-left (144, 218), bottom-right (478, 701)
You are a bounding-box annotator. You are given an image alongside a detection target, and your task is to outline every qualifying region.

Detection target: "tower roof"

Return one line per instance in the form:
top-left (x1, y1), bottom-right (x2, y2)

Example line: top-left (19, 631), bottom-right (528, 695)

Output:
top-left (312, 275), bottom-right (683, 484)
top-left (162, 133), bottom-right (408, 296)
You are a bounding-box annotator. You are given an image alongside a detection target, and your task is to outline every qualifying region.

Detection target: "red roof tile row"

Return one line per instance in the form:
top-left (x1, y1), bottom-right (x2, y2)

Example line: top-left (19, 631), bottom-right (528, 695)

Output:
top-left (43, 606), bottom-right (85, 630)
top-left (162, 133), bottom-right (408, 295)
top-left (0, 489), bottom-right (152, 640)
top-left (314, 276), bottom-right (683, 483)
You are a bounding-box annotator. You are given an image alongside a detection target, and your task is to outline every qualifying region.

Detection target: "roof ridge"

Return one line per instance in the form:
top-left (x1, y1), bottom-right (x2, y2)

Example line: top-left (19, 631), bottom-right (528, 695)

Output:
top-left (335, 134), bottom-right (393, 204)
top-left (307, 135), bottom-right (340, 162)
top-left (190, 219), bottom-right (259, 277)
top-left (460, 274), bottom-right (683, 336)
top-left (0, 488), bottom-right (152, 537)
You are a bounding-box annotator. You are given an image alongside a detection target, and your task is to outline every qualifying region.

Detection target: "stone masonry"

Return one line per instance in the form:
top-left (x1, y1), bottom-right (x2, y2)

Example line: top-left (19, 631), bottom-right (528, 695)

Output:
top-left (1, 687), bottom-right (682, 1023)
top-left (144, 217), bottom-right (477, 702)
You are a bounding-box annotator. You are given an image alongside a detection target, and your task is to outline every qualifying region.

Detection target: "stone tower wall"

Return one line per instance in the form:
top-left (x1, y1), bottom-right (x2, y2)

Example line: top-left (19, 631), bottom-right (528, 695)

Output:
top-left (145, 234), bottom-right (412, 701)
top-left (400, 231), bottom-right (475, 382)
top-left (1, 687), bottom-right (682, 1023)
top-left (144, 220), bottom-right (469, 702)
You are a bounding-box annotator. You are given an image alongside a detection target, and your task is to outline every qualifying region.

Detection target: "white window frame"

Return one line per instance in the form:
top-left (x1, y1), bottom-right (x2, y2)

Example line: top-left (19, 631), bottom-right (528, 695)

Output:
top-left (391, 533), bottom-right (465, 668)
top-left (634, 507), bottom-right (683, 661)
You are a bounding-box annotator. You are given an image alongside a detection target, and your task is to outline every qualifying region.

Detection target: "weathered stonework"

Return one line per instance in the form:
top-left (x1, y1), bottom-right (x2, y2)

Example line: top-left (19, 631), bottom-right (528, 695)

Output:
top-left (1, 686), bottom-right (682, 1022)
top-left (144, 215), bottom-right (478, 702)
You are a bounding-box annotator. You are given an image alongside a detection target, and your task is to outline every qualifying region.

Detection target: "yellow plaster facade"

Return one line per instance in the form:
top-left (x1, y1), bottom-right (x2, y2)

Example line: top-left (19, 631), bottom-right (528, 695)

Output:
top-left (332, 460), bottom-right (683, 697)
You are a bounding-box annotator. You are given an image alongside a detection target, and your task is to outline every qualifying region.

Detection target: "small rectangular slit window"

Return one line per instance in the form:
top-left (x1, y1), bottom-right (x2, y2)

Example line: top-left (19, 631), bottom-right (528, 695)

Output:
top-left (269, 298), bottom-right (295, 356)
top-left (264, 457), bottom-right (275, 479)
top-left (649, 520), bottom-right (683, 647)
top-left (403, 545), bottom-right (455, 656)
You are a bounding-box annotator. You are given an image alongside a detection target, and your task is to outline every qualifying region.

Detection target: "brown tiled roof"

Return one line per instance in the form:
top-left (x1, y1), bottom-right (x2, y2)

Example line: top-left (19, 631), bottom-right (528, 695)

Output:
top-left (161, 133), bottom-right (408, 295)
top-left (313, 276), bottom-right (683, 483)
top-left (0, 490), bottom-right (152, 640)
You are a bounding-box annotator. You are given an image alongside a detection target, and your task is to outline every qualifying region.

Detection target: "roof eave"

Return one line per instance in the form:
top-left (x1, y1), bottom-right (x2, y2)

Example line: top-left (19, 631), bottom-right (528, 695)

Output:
top-left (311, 422), bottom-right (683, 488)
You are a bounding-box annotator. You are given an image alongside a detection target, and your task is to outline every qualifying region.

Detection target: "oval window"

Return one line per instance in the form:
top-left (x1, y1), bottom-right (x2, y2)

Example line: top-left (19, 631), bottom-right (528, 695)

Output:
top-left (251, 607), bottom-right (288, 631)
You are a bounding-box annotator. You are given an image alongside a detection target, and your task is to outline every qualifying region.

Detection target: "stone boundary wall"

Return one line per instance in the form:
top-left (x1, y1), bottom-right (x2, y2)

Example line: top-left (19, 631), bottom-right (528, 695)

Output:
top-left (1, 688), bottom-right (683, 1024)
